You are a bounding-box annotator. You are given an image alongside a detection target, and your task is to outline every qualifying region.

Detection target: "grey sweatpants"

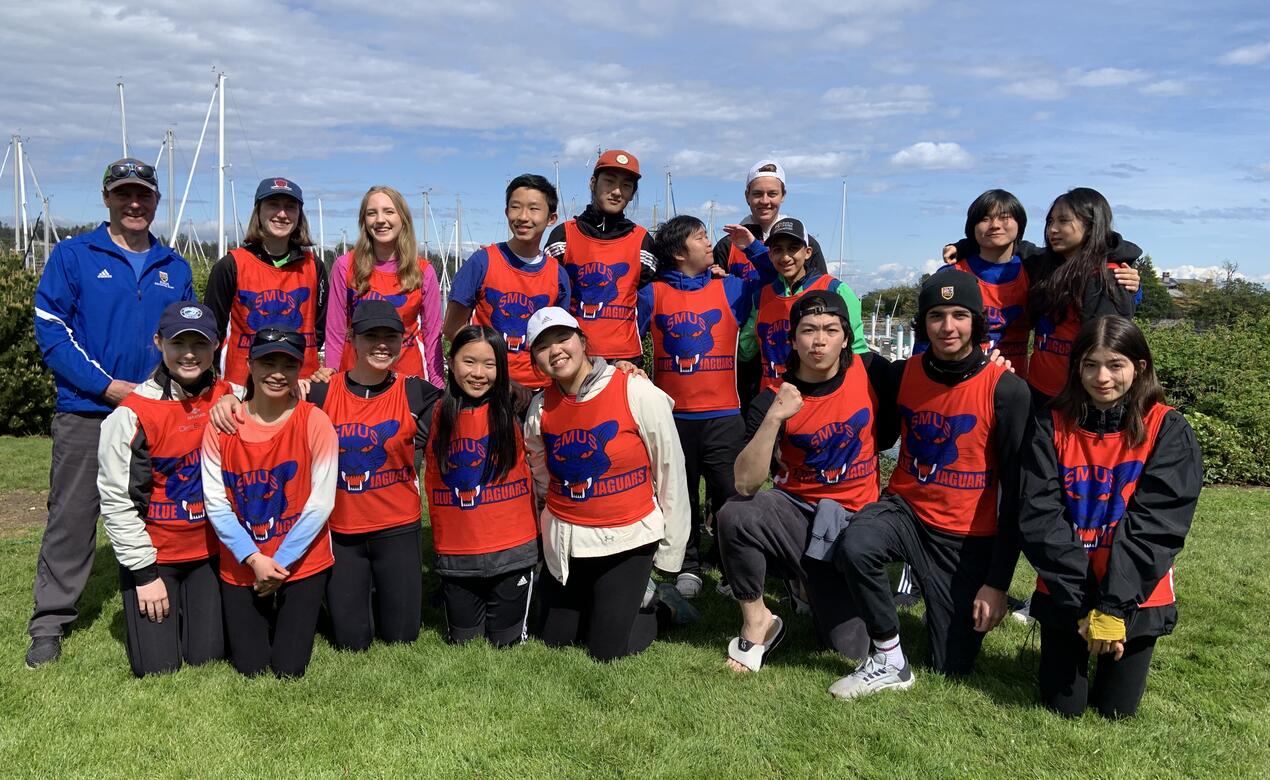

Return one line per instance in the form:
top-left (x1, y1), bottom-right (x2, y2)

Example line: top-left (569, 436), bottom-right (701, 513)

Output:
top-left (29, 412), bottom-right (105, 638)
top-left (716, 489), bottom-right (869, 661)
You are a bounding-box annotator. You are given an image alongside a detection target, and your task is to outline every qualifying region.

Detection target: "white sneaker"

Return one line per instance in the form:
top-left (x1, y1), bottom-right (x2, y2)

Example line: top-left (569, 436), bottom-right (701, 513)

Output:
top-left (828, 652), bottom-right (915, 700)
top-left (1010, 597), bottom-right (1034, 624)
top-left (675, 572), bottom-right (703, 599)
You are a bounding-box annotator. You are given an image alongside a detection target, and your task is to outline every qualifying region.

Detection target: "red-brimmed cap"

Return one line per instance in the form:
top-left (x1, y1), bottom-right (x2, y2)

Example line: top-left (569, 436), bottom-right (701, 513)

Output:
top-left (594, 149), bottom-right (641, 180)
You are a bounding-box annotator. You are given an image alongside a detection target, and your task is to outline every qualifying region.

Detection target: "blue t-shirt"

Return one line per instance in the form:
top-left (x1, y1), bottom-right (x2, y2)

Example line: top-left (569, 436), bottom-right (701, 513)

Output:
top-left (120, 247), bottom-right (151, 281)
top-left (939, 254), bottom-right (1023, 284)
top-left (450, 242), bottom-right (570, 309)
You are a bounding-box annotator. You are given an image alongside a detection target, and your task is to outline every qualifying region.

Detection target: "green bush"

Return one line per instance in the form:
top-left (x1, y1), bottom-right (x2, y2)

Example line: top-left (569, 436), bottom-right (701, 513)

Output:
top-left (1145, 316), bottom-right (1270, 485)
top-left (0, 253), bottom-right (55, 435)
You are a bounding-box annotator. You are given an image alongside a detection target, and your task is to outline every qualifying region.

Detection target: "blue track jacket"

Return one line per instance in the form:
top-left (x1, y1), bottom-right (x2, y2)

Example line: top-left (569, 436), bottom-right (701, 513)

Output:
top-left (34, 223), bottom-right (195, 414)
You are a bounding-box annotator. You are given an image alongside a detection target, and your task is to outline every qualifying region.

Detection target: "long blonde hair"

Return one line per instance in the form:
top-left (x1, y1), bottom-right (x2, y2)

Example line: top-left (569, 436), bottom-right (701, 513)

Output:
top-left (351, 185), bottom-right (421, 295)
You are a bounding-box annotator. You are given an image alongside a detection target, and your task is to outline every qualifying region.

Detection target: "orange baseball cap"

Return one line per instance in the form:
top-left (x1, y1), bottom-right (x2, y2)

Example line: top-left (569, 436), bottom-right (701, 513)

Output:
top-left (594, 149), bottom-right (641, 180)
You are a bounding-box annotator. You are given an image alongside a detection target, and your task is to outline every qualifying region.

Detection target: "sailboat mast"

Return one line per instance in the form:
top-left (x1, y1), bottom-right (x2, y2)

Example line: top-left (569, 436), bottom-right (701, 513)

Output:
top-left (665, 169), bottom-right (672, 219)
top-left (16, 137), bottom-right (27, 252)
top-left (317, 198), bottom-right (325, 263)
top-left (166, 130), bottom-right (175, 237)
top-left (217, 71), bottom-right (226, 259)
top-left (11, 136), bottom-right (20, 253)
top-left (421, 190), bottom-right (430, 261)
top-left (839, 178), bottom-right (847, 273)
top-left (117, 80), bottom-right (129, 157)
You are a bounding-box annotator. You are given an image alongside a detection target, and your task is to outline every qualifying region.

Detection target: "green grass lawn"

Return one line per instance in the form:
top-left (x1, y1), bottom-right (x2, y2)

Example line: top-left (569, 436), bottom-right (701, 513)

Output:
top-left (1, 436), bottom-right (1267, 778)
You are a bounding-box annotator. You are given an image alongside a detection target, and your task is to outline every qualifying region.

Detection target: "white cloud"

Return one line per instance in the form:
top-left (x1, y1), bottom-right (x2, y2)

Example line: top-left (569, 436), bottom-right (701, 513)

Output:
top-left (821, 85), bottom-right (934, 120)
top-left (666, 149), bottom-right (859, 180)
top-left (839, 258), bottom-right (943, 293)
top-left (890, 142), bottom-right (972, 170)
top-left (1244, 162), bottom-right (1270, 182)
top-left (1069, 67), bottom-right (1151, 87)
top-left (696, 0), bottom-right (929, 45)
top-left (1140, 79), bottom-right (1191, 96)
top-left (1162, 265), bottom-right (1244, 282)
top-left (693, 200), bottom-right (744, 217)
top-left (1218, 41), bottom-right (1270, 66)
top-left (779, 152), bottom-right (859, 177)
top-left (1002, 78), bottom-right (1068, 101)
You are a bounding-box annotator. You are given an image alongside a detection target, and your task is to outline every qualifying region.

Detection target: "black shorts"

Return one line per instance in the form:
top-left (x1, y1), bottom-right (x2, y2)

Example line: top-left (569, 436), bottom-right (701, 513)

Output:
top-left (440, 567), bottom-right (535, 647)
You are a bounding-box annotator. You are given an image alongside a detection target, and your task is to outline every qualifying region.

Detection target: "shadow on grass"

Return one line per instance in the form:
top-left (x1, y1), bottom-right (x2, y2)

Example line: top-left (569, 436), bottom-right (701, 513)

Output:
top-left (65, 542), bottom-right (120, 642)
top-left (893, 607), bottom-right (1044, 709)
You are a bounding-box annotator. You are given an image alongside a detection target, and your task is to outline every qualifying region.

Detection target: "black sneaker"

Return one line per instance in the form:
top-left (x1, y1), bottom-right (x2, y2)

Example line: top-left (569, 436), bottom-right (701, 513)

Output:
top-left (25, 636), bottom-right (61, 669)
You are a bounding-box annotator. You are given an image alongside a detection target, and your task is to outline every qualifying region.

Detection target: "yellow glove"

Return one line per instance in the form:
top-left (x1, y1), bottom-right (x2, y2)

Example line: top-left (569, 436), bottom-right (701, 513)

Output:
top-left (1085, 609), bottom-right (1127, 642)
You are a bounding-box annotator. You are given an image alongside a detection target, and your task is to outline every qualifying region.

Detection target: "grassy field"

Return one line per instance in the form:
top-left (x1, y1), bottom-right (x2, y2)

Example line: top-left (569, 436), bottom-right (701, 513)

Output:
top-left (0, 436), bottom-right (1267, 778)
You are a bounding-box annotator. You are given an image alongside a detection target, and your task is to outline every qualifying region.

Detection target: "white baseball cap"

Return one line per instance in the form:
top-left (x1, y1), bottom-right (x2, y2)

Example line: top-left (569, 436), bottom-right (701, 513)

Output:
top-left (526, 307), bottom-right (583, 350)
top-left (746, 159), bottom-right (786, 187)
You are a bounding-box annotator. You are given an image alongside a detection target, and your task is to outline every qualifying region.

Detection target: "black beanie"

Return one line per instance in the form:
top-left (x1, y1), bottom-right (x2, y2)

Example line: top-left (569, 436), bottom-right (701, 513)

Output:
top-left (917, 270), bottom-right (983, 322)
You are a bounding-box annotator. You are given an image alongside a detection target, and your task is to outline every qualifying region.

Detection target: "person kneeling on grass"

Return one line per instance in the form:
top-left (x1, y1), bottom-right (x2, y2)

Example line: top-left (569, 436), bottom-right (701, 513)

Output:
top-left (829, 271), bottom-right (1030, 699)
top-left (212, 302), bottom-right (442, 652)
top-left (202, 328), bottom-right (338, 678)
top-left (718, 290), bottom-right (895, 672)
top-left (523, 307), bottom-right (691, 661)
top-left (424, 326), bottom-right (541, 647)
top-left (98, 303), bottom-right (238, 677)
top-left (1018, 315), bottom-right (1200, 719)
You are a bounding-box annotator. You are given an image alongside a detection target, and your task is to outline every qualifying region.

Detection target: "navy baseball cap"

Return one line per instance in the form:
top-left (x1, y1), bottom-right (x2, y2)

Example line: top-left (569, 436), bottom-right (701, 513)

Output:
top-left (157, 302), bottom-right (218, 342)
top-left (254, 177), bottom-right (303, 204)
top-left (249, 328), bottom-right (306, 362)
top-left (351, 300), bottom-right (404, 335)
top-left (767, 217), bottom-right (809, 247)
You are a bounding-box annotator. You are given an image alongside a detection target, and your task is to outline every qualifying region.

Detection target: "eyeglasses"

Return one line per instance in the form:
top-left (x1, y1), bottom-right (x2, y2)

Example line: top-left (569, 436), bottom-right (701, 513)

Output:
top-left (253, 328), bottom-right (306, 351)
top-left (103, 161), bottom-right (157, 186)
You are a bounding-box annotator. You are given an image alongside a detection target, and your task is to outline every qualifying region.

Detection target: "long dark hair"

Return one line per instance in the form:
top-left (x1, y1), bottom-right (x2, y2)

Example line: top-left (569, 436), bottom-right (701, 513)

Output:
top-left (1052, 315), bottom-right (1163, 447)
top-left (431, 326), bottom-right (519, 485)
top-left (1031, 187), bottom-right (1118, 323)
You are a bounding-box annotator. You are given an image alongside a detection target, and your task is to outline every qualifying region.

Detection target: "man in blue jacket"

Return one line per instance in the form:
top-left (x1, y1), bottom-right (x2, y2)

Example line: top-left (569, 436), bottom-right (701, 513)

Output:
top-left (26, 158), bottom-right (194, 668)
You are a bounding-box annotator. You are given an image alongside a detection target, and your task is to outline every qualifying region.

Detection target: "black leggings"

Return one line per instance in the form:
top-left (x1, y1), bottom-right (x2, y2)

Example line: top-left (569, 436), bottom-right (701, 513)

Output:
top-left (119, 560), bottom-right (224, 677)
top-left (1039, 622), bottom-right (1158, 719)
top-left (535, 542), bottom-right (658, 662)
top-left (326, 525), bottom-right (423, 651)
top-left (441, 567), bottom-right (534, 647)
top-left (676, 415), bottom-right (743, 574)
top-left (221, 570), bottom-right (330, 678)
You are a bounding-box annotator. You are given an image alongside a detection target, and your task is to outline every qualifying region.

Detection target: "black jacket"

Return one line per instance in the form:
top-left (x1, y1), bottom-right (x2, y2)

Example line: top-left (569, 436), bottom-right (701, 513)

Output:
top-left (544, 205), bottom-right (658, 287)
top-left (1018, 405), bottom-right (1201, 637)
top-left (204, 242), bottom-right (331, 357)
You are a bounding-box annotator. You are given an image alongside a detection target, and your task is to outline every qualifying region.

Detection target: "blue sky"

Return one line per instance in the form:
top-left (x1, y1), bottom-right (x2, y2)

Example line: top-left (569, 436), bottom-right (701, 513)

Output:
top-left (3, 0), bottom-right (1268, 291)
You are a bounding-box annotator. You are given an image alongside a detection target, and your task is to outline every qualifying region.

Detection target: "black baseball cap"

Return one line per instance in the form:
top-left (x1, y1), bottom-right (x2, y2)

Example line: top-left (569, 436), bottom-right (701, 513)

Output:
top-left (157, 302), bottom-right (218, 342)
top-left (254, 177), bottom-right (303, 204)
top-left (790, 290), bottom-right (851, 332)
top-left (351, 300), bottom-right (405, 335)
top-left (103, 158), bottom-right (159, 193)
top-left (767, 217), bottom-right (809, 247)
top-left (249, 328), bottom-right (306, 361)
top-left (918, 270), bottom-right (984, 321)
